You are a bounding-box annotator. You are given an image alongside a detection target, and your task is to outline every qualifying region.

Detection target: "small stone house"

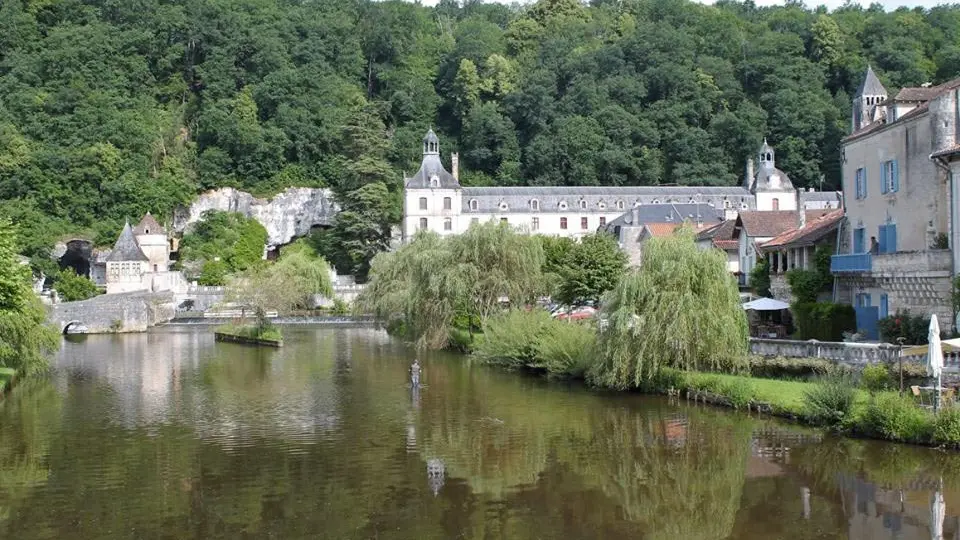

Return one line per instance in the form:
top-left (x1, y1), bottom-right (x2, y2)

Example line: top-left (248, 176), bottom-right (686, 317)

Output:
top-left (102, 213), bottom-right (181, 295)
top-left (696, 220), bottom-right (740, 278)
top-left (734, 208), bottom-right (836, 284)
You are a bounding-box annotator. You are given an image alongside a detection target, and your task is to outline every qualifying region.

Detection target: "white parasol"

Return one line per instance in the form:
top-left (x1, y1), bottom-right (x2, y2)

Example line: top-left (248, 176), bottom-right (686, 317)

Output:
top-left (929, 315), bottom-right (944, 412)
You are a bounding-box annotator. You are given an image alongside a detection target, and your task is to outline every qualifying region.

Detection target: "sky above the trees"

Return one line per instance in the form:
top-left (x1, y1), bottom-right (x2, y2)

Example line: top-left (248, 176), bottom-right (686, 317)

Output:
top-left (415, 0), bottom-right (952, 11)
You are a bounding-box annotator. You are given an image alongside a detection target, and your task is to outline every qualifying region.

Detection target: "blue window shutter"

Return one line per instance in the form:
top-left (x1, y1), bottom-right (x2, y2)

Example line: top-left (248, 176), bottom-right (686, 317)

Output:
top-left (855, 170), bottom-right (861, 199)
top-left (855, 294), bottom-right (862, 308)
top-left (862, 167), bottom-right (867, 198)
top-left (864, 294), bottom-right (872, 307)
top-left (892, 160), bottom-right (900, 192)
top-left (854, 228), bottom-right (864, 253)
top-left (880, 294), bottom-right (889, 319)
top-left (880, 162), bottom-right (888, 194)
top-left (878, 225), bottom-right (887, 253)
top-left (888, 224), bottom-right (897, 253)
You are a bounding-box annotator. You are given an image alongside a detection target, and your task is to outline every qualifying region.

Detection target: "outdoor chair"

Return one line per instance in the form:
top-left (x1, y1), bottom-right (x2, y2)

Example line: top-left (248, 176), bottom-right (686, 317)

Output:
top-left (911, 386), bottom-right (928, 408)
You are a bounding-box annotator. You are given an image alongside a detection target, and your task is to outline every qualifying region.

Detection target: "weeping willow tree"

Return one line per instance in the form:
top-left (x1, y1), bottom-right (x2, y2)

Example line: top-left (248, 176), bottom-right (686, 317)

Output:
top-left (359, 221), bottom-right (546, 349)
top-left (591, 226), bottom-right (748, 389)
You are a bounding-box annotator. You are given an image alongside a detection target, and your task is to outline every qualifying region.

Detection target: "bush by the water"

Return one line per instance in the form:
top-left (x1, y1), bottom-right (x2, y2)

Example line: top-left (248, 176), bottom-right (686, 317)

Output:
top-left (473, 309), bottom-right (595, 379)
top-left (216, 323), bottom-right (283, 343)
top-left (791, 302), bottom-right (856, 341)
top-left (856, 393), bottom-right (933, 444)
top-left (803, 377), bottom-right (856, 426)
top-left (933, 406), bottom-right (960, 448)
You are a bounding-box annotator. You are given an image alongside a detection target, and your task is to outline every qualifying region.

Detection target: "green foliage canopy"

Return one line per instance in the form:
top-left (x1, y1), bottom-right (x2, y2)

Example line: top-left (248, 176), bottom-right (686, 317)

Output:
top-left (53, 268), bottom-right (99, 302)
top-left (179, 211), bottom-right (267, 277)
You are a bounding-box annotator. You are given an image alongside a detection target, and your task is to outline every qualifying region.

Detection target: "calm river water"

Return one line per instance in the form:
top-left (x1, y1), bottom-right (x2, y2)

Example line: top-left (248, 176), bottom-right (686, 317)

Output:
top-left (0, 326), bottom-right (958, 539)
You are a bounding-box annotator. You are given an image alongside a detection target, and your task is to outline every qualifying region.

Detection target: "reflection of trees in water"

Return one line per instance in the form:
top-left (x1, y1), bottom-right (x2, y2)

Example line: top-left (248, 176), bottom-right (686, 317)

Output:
top-left (0, 379), bottom-right (61, 524)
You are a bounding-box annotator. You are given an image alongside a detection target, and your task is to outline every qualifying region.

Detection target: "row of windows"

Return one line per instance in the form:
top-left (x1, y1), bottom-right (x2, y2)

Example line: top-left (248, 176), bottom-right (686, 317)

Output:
top-left (852, 224), bottom-right (897, 254)
top-left (420, 197), bottom-right (744, 212)
top-left (417, 216), bottom-right (610, 232)
top-left (853, 159), bottom-right (900, 200)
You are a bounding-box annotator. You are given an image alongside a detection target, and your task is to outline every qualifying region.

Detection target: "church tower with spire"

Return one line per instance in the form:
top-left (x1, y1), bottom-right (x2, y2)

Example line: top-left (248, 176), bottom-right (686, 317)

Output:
top-left (402, 129), bottom-right (463, 241)
top-left (852, 66), bottom-right (888, 132)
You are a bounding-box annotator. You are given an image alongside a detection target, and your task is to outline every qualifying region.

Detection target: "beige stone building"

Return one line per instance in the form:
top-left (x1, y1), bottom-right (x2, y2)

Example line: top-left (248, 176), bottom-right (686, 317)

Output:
top-left (102, 214), bottom-right (184, 295)
top-left (832, 67), bottom-right (960, 336)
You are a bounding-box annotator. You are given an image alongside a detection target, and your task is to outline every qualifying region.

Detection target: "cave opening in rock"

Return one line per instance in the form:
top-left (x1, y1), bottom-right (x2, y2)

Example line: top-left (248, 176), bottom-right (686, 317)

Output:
top-left (59, 239), bottom-right (94, 278)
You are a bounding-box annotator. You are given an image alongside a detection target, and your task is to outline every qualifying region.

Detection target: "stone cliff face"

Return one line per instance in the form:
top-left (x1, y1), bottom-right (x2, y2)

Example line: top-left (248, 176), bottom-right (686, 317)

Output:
top-left (173, 187), bottom-right (338, 248)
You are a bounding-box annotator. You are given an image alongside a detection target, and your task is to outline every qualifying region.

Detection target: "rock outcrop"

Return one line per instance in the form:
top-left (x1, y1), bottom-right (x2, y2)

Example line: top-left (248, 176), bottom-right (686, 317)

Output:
top-left (173, 187), bottom-right (338, 248)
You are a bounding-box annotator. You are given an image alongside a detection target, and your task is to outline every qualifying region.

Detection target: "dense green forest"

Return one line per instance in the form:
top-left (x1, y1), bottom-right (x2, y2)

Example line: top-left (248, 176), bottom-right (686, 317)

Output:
top-left (2, 0), bottom-right (960, 271)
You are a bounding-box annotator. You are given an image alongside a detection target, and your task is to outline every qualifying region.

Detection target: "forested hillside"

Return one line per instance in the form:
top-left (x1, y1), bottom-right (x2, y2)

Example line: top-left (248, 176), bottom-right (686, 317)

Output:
top-left (2, 0), bottom-right (960, 269)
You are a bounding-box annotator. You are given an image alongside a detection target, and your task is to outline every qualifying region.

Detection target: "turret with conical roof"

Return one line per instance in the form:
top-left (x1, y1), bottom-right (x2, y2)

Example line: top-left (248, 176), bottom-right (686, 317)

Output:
top-left (853, 65), bottom-right (888, 131)
top-left (405, 129), bottom-right (459, 189)
top-left (106, 222), bottom-right (149, 263)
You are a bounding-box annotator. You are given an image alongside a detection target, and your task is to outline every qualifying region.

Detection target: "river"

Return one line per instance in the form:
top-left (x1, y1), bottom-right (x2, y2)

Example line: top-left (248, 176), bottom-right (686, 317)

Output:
top-left (0, 325), bottom-right (957, 539)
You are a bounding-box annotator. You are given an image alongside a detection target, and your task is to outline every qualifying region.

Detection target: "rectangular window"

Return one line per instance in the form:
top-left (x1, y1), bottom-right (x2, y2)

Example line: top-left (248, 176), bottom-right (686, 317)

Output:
top-left (532, 217), bottom-right (539, 231)
top-left (419, 217), bottom-right (428, 230)
top-left (880, 160), bottom-right (899, 194)
top-left (853, 227), bottom-right (865, 253)
top-left (581, 217), bottom-right (588, 230)
top-left (443, 197), bottom-right (452, 210)
top-left (419, 197), bottom-right (428, 210)
top-left (599, 217), bottom-right (606, 227)
top-left (880, 293), bottom-right (889, 318)
top-left (880, 161), bottom-right (888, 194)
top-left (855, 167), bottom-right (867, 199)
top-left (443, 218), bottom-right (452, 231)
top-left (772, 198), bottom-right (779, 210)
top-left (560, 217), bottom-right (568, 230)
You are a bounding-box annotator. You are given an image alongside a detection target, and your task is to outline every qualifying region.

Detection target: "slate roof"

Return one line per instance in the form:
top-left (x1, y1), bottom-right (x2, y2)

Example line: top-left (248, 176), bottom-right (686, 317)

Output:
top-left (601, 203), bottom-right (726, 231)
top-left (759, 209), bottom-right (844, 250)
top-left (105, 222), bottom-right (149, 263)
top-left (464, 187), bottom-right (753, 214)
top-left (133, 212), bottom-right (165, 235)
top-left (800, 191), bottom-right (842, 202)
top-left (856, 65), bottom-right (887, 97)
top-left (735, 210), bottom-right (834, 239)
top-left (404, 130), bottom-right (460, 189)
top-left (752, 165), bottom-right (795, 193)
top-left (846, 77), bottom-right (960, 142)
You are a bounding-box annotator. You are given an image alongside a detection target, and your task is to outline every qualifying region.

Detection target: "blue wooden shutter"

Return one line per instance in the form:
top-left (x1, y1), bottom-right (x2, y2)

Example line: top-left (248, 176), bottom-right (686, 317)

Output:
top-left (892, 160), bottom-right (899, 192)
top-left (854, 228), bottom-right (864, 253)
top-left (878, 225), bottom-right (887, 253)
top-left (887, 224), bottom-right (897, 253)
top-left (855, 169), bottom-right (861, 199)
top-left (864, 294), bottom-right (872, 307)
top-left (880, 294), bottom-right (889, 319)
top-left (880, 162), bottom-right (888, 194)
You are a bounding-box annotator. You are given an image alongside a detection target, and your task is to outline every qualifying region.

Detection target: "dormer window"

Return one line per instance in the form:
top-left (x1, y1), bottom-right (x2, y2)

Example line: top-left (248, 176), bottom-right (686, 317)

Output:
top-left (688, 198), bottom-right (696, 204)
top-left (652, 199), bottom-right (660, 205)
top-left (741, 202), bottom-right (749, 210)
top-left (430, 174), bottom-right (440, 187)
top-left (579, 200), bottom-right (587, 210)
top-left (559, 201), bottom-right (568, 210)
top-left (499, 201), bottom-right (509, 211)
top-left (469, 199), bottom-right (478, 211)
top-left (616, 200), bottom-right (625, 210)
top-left (530, 199), bottom-right (540, 211)
top-left (724, 200), bottom-right (731, 209)
top-left (634, 200), bottom-right (642, 207)
top-left (598, 201), bottom-right (606, 210)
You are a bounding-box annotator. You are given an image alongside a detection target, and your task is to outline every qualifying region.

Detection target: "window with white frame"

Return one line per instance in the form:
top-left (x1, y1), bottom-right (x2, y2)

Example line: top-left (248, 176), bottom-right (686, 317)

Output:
top-left (559, 201), bottom-right (568, 210)
top-left (530, 199), bottom-right (540, 211)
top-left (598, 201), bottom-right (606, 210)
top-left (443, 197), bottom-right (451, 210)
top-left (880, 160), bottom-right (899, 194)
top-left (579, 200), bottom-right (587, 210)
top-left (617, 200), bottom-right (625, 210)
top-left (532, 217), bottom-right (539, 231)
top-left (499, 201), bottom-right (508, 211)
top-left (854, 167), bottom-right (867, 199)
top-left (419, 197), bottom-right (427, 210)
top-left (419, 217), bottom-right (428, 229)
top-left (469, 199), bottom-right (478, 211)
top-left (443, 218), bottom-right (452, 231)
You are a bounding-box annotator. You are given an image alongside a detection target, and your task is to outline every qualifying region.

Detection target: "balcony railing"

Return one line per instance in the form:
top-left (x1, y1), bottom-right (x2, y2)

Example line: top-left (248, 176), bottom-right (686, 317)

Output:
top-left (830, 253), bottom-right (872, 273)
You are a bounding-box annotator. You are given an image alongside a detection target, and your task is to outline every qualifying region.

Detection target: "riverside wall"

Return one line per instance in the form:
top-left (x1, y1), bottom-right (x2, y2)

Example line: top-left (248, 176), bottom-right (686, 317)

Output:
top-left (48, 292), bottom-right (176, 334)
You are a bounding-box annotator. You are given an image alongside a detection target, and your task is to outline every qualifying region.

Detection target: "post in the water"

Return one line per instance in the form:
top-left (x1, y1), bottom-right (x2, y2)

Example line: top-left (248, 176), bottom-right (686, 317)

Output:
top-left (411, 358), bottom-right (421, 388)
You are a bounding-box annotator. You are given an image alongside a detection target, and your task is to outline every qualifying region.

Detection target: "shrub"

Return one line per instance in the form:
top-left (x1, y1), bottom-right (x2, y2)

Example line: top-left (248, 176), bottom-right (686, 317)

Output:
top-left (857, 392), bottom-right (934, 444)
top-left (791, 302), bottom-right (856, 341)
top-left (532, 320), bottom-right (596, 379)
top-left (749, 257), bottom-right (770, 297)
top-left (933, 407), bottom-right (960, 448)
top-left (54, 268), bottom-right (99, 302)
top-left (860, 363), bottom-right (893, 393)
top-left (331, 298), bottom-right (350, 315)
top-left (803, 377), bottom-right (856, 425)
top-left (473, 309), bottom-right (552, 369)
top-left (720, 378), bottom-right (755, 409)
top-left (688, 374), bottom-right (723, 393)
top-left (748, 356), bottom-right (837, 380)
top-left (639, 367), bottom-right (688, 394)
top-left (878, 310), bottom-right (930, 345)
top-left (198, 260), bottom-right (230, 286)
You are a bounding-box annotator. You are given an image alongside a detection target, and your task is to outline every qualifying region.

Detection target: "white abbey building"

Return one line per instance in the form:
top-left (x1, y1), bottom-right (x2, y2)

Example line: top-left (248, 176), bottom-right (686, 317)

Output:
top-left (402, 130), bottom-right (840, 241)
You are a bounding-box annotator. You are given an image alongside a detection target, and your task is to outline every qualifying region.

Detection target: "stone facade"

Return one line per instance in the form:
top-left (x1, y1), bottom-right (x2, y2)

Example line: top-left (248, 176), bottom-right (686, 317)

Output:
top-left (402, 130), bottom-right (840, 243)
top-left (48, 291), bottom-right (176, 334)
top-left (833, 69), bottom-right (960, 331)
top-left (101, 215), bottom-right (186, 295)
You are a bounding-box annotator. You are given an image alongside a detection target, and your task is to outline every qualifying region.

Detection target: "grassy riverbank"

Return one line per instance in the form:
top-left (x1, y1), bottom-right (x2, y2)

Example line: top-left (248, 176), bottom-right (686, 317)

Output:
top-left (214, 323), bottom-right (283, 347)
top-left (0, 368), bottom-right (15, 393)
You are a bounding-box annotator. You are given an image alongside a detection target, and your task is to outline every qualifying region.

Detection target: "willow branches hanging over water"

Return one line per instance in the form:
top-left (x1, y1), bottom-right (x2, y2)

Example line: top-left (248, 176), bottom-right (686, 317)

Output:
top-left (591, 227), bottom-right (748, 389)
top-left (360, 222), bottom-right (547, 350)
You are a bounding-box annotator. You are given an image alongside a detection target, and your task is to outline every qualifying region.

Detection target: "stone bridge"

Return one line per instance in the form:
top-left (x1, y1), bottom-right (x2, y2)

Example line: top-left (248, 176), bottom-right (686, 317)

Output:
top-left (47, 291), bottom-right (176, 334)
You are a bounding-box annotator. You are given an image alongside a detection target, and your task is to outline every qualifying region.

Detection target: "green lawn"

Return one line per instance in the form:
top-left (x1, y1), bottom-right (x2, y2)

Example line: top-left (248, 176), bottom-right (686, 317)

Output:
top-left (684, 372), bottom-right (870, 416)
top-left (0, 367), bottom-right (15, 392)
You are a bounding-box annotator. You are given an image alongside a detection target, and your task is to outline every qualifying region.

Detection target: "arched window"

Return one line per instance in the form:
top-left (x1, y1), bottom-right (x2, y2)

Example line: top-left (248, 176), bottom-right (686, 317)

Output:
top-left (689, 198), bottom-right (696, 204)
top-left (530, 199), bottom-right (540, 211)
top-left (419, 217), bottom-right (428, 229)
top-left (617, 200), bottom-right (625, 210)
top-left (741, 202), bottom-right (749, 210)
top-left (634, 200), bottom-right (642, 207)
top-left (652, 199), bottom-right (660, 205)
top-left (724, 199), bottom-right (731, 209)
top-left (772, 198), bottom-right (780, 211)
top-left (469, 199), bottom-right (478, 211)
top-left (579, 200), bottom-right (587, 210)
top-left (430, 175), bottom-right (440, 188)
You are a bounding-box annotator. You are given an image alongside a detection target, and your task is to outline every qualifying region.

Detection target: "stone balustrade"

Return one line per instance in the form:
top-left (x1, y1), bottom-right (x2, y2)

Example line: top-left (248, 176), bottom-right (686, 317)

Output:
top-left (871, 249), bottom-right (951, 276)
top-left (749, 338), bottom-right (960, 372)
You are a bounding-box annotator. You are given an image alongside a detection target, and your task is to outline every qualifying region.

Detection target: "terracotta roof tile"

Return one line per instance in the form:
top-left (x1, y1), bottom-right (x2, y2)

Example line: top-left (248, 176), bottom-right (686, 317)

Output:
top-left (760, 209), bottom-right (844, 250)
top-left (713, 240), bottom-right (739, 250)
top-left (736, 210), bottom-right (833, 239)
top-left (696, 219), bottom-right (736, 242)
top-left (643, 222), bottom-right (681, 237)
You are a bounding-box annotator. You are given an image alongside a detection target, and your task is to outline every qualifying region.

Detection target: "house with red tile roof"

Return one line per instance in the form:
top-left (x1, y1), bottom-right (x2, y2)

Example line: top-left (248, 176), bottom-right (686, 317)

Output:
top-left (832, 67), bottom-right (960, 338)
top-left (757, 209), bottom-right (843, 302)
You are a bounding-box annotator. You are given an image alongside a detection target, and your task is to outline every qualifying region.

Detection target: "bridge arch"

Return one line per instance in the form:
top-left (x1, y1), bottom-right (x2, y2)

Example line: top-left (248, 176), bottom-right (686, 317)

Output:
top-left (62, 320), bottom-right (83, 335)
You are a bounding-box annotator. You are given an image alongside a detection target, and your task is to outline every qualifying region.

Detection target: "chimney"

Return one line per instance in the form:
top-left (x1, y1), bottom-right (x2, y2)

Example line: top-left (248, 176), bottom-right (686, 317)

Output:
top-left (796, 189), bottom-right (806, 229)
top-left (744, 158), bottom-right (755, 190)
top-left (631, 206), bottom-right (640, 226)
top-left (451, 152), bottom-right (459, 181)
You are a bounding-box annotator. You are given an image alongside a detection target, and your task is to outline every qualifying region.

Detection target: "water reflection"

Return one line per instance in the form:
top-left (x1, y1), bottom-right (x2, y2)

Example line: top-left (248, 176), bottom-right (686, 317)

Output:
top-left (0, 326), bottom-right (959, 539)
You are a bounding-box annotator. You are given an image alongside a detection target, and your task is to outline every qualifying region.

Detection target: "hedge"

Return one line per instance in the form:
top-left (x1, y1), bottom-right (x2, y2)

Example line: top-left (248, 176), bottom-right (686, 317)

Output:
top-left (792, 302), bottom-right (856, 341)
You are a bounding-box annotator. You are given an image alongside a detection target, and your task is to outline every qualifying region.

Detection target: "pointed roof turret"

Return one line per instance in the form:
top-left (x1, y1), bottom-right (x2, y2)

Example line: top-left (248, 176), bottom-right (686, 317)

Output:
top-left (406, 129), bottom-right (459, 189)
top-left (106, 222), bottom-right (150, 262)
top-left (856, 65), bottom-right (887, 97)
top-left (133, 212), bottom-right (165, 236)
